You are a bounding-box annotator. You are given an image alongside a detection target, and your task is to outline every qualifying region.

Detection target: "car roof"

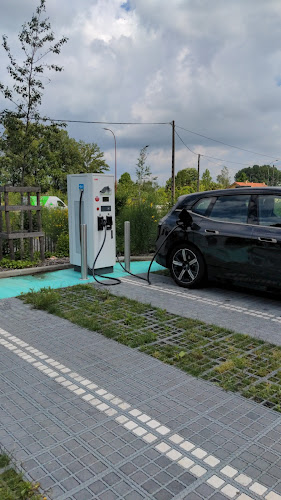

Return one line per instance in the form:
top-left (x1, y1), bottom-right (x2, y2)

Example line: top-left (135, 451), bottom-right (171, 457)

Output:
top-left (177, 187), bottom-right (281, 205)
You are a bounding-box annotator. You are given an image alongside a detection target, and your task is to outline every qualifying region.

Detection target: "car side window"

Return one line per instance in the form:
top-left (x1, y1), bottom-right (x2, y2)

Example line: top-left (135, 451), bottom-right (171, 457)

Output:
top-left (258, 195), bottom-right (281, 227)
top-left (192, 197), bottom-right (215, 216)
top-left (209, 194), bottom-right (251, 223)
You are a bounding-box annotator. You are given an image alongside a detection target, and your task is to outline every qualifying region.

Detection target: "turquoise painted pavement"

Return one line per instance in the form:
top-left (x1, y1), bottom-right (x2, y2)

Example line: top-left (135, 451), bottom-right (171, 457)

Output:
top-left (0, 261), bottom-right (165, 299)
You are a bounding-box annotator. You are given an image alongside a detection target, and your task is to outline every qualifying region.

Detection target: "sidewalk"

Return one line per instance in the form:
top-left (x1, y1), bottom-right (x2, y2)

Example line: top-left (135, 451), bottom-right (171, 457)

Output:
top-left (0, 290), bottom-right (281, 499)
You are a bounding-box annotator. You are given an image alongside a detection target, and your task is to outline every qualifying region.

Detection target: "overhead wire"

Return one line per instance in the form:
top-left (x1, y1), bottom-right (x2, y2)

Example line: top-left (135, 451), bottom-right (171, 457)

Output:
top-left (176, 125), bottom-right (279, 159)
top-left (31, 115), bottom-right (280, 166)
top-left (174, 129), bottom-right (252, 166)
top-left (38, 118), bottom-right (171, 125)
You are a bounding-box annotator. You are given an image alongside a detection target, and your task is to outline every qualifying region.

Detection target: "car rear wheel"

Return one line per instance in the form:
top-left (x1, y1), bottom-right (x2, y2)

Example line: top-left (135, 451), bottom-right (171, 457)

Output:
top-left (169, 244), bottom-right (205, 288)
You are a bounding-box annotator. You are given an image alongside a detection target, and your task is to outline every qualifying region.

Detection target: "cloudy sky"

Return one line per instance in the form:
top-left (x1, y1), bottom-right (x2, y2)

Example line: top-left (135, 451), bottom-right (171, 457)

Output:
top-left (1, 0), bottom-right (281, 185)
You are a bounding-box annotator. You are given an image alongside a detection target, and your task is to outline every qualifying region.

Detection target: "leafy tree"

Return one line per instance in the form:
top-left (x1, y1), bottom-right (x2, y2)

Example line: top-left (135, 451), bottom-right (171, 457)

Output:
top-left (166, 167), bottom-right (198, 192)
top-left (136, 146), bottom-right (155, 185)
top-left (0, 0), bottom-right (68, 185)
top-left (0, 121), bottom-right (109, 192)
top-left (216, 166), bottom-right (231, 188)
top-left (77, 141), bottom-right (109, 174)
top-left (235, 164), bottom-right (281, 186)
top-left (200, 169), bottom-right (221, 191)
top-left (201, 169), bottom-right (212, 190)
top-left (119, 172), bottom-right (134, 188)
top-left (116, 172), bottom-right (136, 215)
top-left (176, 168), bottom-right (198, 187)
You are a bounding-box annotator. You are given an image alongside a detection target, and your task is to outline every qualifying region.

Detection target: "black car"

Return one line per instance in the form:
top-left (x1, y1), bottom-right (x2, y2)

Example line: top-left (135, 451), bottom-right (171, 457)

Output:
top-left (155, 187), bottom-right (281, 291)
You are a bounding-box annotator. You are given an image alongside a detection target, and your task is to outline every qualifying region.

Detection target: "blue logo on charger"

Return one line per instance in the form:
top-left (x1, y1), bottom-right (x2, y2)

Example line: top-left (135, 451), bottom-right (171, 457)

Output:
top-left (79, 184), bottom-right (84, 190)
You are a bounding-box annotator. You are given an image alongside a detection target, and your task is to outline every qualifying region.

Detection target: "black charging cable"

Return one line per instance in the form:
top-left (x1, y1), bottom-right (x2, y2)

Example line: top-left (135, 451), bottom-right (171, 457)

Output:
top-left (115, 223), bottom-right (181, 285)
top-left (116, 253), bottom-right (150, 283)
top-left (92, 223), bottom-right (121, 286)
top-left (146, 224), bottom-right (180, 284)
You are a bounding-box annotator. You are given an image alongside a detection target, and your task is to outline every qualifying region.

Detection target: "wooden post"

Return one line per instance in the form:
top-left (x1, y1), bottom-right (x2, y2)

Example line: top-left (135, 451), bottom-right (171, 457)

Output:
top-left (27, 192), bottom-right (34, 260)
top-left (171, 120), bottom-right (175, 204)
top-left (36, 189), bottom-right (45, 261)
top-left (4, 189), bottom-right (15, 259)
top-left (197, 154), bottom-right (200, 192)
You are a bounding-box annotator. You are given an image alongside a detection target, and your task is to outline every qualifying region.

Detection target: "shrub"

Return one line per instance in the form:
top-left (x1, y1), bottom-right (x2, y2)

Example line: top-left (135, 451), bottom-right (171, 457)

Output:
top-left (56, 232), bottom-right (69, 257)
top-left (41, 207), bottom-right (69, 244)
top-left (116, 199), bottom-right (160, 254)
top-left (0, 257), bottom-right (39, 269)
top-left (21, 287), bottom-right (60, 313)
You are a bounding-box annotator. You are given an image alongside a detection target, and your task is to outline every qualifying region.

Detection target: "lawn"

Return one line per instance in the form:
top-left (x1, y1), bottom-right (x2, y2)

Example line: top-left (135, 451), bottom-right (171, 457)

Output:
top-left (21, 284), bottom-right (281, 413)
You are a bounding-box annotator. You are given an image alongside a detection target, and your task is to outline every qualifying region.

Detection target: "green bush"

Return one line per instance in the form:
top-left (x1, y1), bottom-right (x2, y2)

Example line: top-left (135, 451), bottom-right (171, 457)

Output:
top-left (41, 207), bottom-right (69, 244)
top-left (56, 232), bottom-right (69, 257)
top-left (116, 199), bottom-right (160, 254)
top-left (0, 257), bottom-right (39, 269)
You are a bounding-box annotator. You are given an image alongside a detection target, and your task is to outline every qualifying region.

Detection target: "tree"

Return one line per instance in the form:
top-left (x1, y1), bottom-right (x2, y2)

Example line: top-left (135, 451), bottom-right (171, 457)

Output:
top-left (77, 141), bottom-right (109, 174)
top-left (201, 169), bottom-right (212, 190)
top-left (119, 172), bottom-right (134, 188)
top-left (166, 168), bottom-right (198, 192)
top-left (200, 169), bottom-right (221, 191)
top-left (0, 0), bottom-right (68, 185)
top-left (217, 166), bottom-right (231, 188)
top-left (235, 164), bottom-right (281, 186)
top-left (0, 121), bottom-right (109, 192)
top-left (136, 145), bottom-right (152, 185)
top-left (116, 173), bottom-right (136, 215)
top-left (176, 168), bottom-right (198, 188)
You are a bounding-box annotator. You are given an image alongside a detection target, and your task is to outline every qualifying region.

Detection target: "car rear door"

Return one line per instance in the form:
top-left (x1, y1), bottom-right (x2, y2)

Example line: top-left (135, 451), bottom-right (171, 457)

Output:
top-left (250, 194), bottom-right (281, 288)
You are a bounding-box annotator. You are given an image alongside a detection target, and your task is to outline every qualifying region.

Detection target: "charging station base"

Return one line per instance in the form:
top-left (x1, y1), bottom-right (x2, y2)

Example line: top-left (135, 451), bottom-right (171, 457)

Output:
top-left (74, 265), bottom-right (114, 275)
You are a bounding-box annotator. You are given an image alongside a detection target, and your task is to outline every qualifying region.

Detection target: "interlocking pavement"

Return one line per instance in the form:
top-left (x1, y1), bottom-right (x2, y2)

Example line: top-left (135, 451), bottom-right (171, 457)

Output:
top-left (0, 282), bottom-right (281, 499)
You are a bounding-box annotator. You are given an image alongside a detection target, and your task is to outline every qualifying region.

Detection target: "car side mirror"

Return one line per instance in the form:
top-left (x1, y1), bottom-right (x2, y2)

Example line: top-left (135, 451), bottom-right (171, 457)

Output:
top-left (177, 208), bottom-right (193, 229)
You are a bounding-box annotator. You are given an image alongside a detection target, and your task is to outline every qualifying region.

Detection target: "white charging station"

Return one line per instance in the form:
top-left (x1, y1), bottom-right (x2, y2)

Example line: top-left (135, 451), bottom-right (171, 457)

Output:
top-left (67, 173), bottom-right (116, 274)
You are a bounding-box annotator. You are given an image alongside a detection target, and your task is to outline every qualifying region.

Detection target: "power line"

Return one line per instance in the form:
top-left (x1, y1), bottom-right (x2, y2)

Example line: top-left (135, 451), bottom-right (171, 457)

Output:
top-left (175, 129), bottom-right (252, 166)
top-left (176, 124), bottom-right (279, 159)
top-left (39, 118), bottom-right (171, 125)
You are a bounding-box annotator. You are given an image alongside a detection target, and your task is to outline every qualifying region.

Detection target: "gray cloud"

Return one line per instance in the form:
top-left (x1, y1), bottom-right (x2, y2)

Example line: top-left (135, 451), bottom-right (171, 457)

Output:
top-left (1, 0), bottom-right (281, 185)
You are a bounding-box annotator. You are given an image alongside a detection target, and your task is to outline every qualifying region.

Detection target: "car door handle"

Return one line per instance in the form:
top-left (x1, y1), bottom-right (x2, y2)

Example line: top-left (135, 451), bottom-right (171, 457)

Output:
top-left (258, 237), bottom-right (277, 243)
top-left (205, 229), bottom-right (219, 234)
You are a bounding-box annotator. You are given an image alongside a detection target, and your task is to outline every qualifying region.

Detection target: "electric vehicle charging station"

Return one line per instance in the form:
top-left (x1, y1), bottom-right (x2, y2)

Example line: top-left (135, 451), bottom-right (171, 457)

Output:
top-left (67, 173), bottom-right (116, 275)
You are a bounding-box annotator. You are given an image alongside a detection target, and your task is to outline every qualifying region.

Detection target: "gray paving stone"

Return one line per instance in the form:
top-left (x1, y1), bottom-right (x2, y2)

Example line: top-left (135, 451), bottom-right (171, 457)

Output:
top-left (1, 295), bottom-right (281, 499)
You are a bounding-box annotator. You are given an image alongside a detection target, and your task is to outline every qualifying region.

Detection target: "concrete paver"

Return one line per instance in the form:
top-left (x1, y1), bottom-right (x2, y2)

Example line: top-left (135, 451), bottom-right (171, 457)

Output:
top-left (0, 284), bottom-right (281, 499)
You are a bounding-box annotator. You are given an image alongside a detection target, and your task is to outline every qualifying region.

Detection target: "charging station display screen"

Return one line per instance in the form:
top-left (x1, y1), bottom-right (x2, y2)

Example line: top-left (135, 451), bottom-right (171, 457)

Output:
top-left (101, 205), bottom-right (111, 212)
top-left (102, 196), bottom-right (109, 202)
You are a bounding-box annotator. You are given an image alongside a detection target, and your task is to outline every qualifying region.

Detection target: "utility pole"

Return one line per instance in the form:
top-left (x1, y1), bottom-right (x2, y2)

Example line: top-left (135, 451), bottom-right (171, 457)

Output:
top-left (197, 154), bottom-right (200, 191)
top-left (171, 120), bottom-right (175, 204)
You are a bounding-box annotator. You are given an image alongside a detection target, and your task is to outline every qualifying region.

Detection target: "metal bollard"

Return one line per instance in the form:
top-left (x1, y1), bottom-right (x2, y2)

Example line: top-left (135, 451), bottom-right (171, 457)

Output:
top-left (80, 224), bottom-right (89, 280)
top-left (124, 221), bottom-right (131, 272)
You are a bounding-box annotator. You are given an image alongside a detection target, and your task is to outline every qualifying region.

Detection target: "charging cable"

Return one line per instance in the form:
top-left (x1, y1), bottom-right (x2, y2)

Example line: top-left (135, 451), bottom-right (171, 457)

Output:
top-left (92, 223), bottom-right (121, 286)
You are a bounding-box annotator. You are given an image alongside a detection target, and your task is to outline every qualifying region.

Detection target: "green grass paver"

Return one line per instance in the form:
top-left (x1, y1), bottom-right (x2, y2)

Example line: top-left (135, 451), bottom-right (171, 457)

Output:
top-left (0, 454), bottom-right (45, 500)
top-left (21, 284), bottom-right (281, 413)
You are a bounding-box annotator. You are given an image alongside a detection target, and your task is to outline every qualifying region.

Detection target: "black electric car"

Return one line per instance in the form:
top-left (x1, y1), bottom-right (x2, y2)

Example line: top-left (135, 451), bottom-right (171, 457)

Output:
top-left (155, 187), bottom-right (281, 290)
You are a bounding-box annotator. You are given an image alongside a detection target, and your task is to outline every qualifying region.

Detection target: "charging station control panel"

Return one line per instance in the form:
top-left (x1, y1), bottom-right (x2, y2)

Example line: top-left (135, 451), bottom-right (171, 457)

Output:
top-left (67, 173), bottom-right (116, 273)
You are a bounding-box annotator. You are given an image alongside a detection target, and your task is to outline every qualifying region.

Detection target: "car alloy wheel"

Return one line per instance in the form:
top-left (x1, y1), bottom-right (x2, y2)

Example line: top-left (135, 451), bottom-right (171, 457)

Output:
top-left (170, 244), bottom-right (205, 288)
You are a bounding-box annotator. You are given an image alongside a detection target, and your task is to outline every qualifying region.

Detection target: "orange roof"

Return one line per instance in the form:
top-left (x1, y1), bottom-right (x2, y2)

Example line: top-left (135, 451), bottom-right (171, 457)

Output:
top-left (229, 181), bottom-right (268, 188)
